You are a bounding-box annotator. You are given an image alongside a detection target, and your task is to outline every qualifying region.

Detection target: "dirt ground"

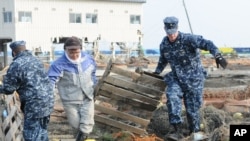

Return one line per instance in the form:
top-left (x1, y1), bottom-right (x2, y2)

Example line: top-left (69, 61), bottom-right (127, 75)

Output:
top-left (48, 57), bottom-right (250, 141)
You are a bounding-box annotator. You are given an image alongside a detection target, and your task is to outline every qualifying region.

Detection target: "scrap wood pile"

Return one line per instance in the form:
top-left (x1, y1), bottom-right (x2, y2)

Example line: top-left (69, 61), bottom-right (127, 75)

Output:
top-left (1, 56), bottom-right (250, 140)
top-left (93, 60), bottom-right (165, 137)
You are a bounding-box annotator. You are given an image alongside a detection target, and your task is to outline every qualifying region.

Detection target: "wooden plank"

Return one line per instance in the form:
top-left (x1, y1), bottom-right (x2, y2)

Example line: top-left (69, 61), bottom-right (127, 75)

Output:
top-left (104, 76), bottom-right (163, 99)
top-left (0, 94), bottom-right (23, 141)
top-left (0, 128), bottom-right (4, 141)
top-left (5, 94), bottom-right (17, 105)
top-left (98, 90), bottom-right (157, 111)
top-left (58, 139), bottom-right (75, 141)
top-left (95, 104), bottom-right (149, 127)
top-left (0, 105), bottom-right (5, 140)
top-left (94, 59), bottom-right (113, 97)
top-left (95, 114), bottom-right (147, 135)
top-left (5, 117), bottom-right (22, 141)
top-left (101, 83), bottom-right (160, 106)
top-left (2, 106), bottom-right (18, 130)
top-left (111, 65), bottom-right (141, 81)
top-left (136, 75), bottom-right (166, 92)
top-left (208, 70), bottom-right (250, 78)
top-left (3, 94), bottom-right (19, 115)
top-left (16, 134), bottom-right (24, 141)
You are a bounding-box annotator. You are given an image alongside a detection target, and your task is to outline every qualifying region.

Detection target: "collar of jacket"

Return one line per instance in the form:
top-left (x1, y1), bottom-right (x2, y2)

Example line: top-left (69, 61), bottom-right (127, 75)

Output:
top-left (13, 50), bottom-right (32, 60)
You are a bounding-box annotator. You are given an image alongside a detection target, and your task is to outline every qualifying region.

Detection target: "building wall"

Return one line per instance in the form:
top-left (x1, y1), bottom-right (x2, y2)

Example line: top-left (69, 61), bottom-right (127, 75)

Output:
top-left (0, 0), bottom-right (15, 39)
top-left (0, 0), bottom-right (144, 52)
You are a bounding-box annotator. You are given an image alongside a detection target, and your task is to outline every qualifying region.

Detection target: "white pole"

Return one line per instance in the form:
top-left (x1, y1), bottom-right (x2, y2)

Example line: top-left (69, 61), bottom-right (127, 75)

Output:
top-left (183, 0), bottom-right (193, 34)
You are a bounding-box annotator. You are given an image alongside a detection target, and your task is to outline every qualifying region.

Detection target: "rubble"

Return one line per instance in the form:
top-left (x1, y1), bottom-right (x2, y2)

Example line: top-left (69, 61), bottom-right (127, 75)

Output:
top-left (2, 58), bottom-right (250, 141)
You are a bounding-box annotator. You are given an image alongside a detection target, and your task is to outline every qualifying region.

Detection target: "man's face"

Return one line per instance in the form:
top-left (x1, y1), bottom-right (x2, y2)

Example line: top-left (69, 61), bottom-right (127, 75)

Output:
top-left (65, 48), bottom-right (81, 60)
top-left (167, 32), bottom-right (178, 42)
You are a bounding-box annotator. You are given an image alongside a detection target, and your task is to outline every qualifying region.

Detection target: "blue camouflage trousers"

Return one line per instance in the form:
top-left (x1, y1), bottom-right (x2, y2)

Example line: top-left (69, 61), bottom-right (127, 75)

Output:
top-left (166, 79), bottom-right (203, 132)
top-left (23, 115), bottom-right (50, 141)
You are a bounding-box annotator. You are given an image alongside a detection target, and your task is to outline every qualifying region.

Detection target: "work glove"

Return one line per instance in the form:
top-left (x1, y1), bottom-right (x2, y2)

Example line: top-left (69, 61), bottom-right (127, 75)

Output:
top-left (153, 71), bottom-right (160, 75)
top-left (151, 71), bottom-right (163, 79)
top-left (215, 54), bottom-right (228, 69)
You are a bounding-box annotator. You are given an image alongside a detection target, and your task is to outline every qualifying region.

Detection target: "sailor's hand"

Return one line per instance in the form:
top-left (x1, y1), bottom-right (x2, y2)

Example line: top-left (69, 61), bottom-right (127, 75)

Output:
top-left (153, 72), bottom-right (160, 75)
top-left (215, 54), bottom-right (228, 69)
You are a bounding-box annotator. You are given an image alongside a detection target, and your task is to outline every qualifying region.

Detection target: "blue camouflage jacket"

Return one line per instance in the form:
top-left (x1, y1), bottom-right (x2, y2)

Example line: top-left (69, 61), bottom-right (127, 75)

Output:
top-left (0, 50), bottom-right (54, 118)
top-left (155, 32), bottom-right (220, 87)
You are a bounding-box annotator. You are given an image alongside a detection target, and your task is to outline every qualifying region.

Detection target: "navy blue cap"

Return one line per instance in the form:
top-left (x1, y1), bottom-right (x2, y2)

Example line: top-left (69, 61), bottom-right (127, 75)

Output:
top-left (163, 16), bottom-right (179, 34)
top-left (9, 40), bottom-right (26, 49)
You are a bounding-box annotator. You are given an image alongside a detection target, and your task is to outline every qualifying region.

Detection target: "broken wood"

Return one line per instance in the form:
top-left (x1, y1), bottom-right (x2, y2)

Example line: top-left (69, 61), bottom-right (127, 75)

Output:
top-left (95, 115), bottom-right (147, 135)
top-left (94, 59), bottom-right (164, 136)
top-left (0, 94), bottom-right (24, 141)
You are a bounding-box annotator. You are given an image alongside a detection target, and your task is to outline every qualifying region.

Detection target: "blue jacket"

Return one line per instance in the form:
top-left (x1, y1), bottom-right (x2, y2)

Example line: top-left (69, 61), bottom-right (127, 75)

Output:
top-left (0, 50), bottom-right (54, 118)
top-left (48, 51), bottom-right (97, 102)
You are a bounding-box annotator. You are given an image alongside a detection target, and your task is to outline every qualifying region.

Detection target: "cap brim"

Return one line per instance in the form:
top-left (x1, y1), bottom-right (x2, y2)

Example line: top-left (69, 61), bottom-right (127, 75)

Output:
top-left (166, 28), bottom-right (177, 35)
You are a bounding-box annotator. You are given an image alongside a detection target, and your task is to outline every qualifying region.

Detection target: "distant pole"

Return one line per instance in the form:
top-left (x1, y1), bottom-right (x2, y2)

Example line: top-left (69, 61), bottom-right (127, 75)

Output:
top-left (182, 0), bottom-right (193, 34)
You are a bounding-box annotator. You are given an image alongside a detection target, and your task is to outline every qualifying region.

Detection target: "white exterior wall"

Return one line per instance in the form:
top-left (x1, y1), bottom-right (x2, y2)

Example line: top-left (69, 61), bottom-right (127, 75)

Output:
top-left (0, 0), bottom-right (15, 39)
top-left (0, 0), bottom-right (144, 52)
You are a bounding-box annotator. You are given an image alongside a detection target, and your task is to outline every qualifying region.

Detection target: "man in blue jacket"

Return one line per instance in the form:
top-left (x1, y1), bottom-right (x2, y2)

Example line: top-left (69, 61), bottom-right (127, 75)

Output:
top-left (154, 16), bottom-right (227, 141)
top-left (48, 36), bottom-right (98, 141)
top-left (0, 40), bottom-right (54, 141)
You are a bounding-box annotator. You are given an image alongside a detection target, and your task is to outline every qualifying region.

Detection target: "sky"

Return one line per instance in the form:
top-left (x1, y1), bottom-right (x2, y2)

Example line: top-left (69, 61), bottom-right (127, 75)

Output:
top-left (142, 0), bottom-right (250, 49)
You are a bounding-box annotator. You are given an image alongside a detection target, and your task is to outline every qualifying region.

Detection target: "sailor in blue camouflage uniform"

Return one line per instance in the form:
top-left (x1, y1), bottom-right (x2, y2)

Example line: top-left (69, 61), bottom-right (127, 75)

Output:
top-left (48, 36), bottom-right (98, 141)
top-left (0, 41), bottom-right (54, 141)
top-left (153, 16), bottom-right (227, 141)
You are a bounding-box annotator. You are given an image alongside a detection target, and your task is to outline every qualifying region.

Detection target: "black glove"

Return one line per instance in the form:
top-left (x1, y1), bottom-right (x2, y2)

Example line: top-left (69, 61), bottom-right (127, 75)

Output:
top-left (153, 72), bottom-right (160, 75)
top-left (215, 54), bottom-right (228, 69)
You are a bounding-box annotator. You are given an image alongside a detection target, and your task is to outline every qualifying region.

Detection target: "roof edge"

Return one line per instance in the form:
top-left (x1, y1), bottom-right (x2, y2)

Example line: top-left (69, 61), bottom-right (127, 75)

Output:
top-left (91, 0), bottom-right (146, 3)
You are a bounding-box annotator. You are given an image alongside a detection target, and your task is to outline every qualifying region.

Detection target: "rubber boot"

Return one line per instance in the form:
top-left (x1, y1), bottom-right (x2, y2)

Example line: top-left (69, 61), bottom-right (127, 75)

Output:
top-left (75, 131), bottom-right (88, 141)
top-left (166, 124), bottom-right (184, 141)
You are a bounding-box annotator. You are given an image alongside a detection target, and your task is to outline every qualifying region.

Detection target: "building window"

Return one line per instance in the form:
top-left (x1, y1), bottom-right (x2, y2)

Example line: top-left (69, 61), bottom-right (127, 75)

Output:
top-left (18, 11), bottom-right (32, 22)
top-left (69, 13), bottom-right (81, 23)
top-left (86, 13), bottom-right (97, 24)
top-left (130, 15), bottom-right (141, 24)
top-left (3, 11), bottom-right (12, 23)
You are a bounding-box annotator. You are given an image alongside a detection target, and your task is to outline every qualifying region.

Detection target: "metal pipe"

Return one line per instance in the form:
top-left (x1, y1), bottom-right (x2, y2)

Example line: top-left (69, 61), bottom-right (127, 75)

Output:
top-left (182, 0), bottom-right (193, 34)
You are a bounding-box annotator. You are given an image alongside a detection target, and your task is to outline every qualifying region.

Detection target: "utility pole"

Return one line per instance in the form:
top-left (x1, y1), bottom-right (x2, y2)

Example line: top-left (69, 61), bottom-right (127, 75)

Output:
top-left (182, 0), bottom-right (193, 34)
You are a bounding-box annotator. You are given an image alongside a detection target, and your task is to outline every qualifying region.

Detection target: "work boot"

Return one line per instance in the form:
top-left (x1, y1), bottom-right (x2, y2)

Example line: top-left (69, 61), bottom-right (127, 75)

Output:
top-left (166, 124), bottom-right (184, 141)
top-left (75, 131), bottom-right (88, 141)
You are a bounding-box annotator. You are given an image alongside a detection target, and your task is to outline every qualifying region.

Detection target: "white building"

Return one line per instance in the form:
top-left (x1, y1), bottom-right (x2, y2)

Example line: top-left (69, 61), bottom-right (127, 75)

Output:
top-left (0, 0), bottom-right (146, 65)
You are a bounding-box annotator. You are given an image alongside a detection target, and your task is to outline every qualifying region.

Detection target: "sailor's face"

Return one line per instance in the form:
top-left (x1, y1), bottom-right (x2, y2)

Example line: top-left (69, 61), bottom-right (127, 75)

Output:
top-left (167, 32), bottom-right (178, 42)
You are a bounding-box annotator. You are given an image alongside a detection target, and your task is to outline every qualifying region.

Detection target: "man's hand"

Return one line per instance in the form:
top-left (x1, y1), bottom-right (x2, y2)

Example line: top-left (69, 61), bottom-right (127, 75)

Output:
top-left (215, 54), bottom-right (228, 69)
top-left (153, 72), bottom-right (160, 75)
top-left (149, 71), bottom-right (163, 79)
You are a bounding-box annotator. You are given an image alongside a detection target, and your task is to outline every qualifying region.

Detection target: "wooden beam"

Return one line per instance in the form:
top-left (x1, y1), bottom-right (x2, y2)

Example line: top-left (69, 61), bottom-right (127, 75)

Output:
top-left (111, 65), bottom-right (141, 81)
top-left (101, 83), bottom-right (159, 106)
top-left (95, 104), bottom-right (149, 127)
top-left (104, 76), bottom-right (163, 99)
top-left (135, 75), bottom-right (166, 92)
top-left (94, 59), bottom-right (113, 97)
top-left (2, 106), bottom-right (18, 130)
top-left (5, 117), bottom-right (22, 141)
top-left (98, 90), bottom-right (157, 111)
top-left (95, 115), bottom-right (147, 135)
